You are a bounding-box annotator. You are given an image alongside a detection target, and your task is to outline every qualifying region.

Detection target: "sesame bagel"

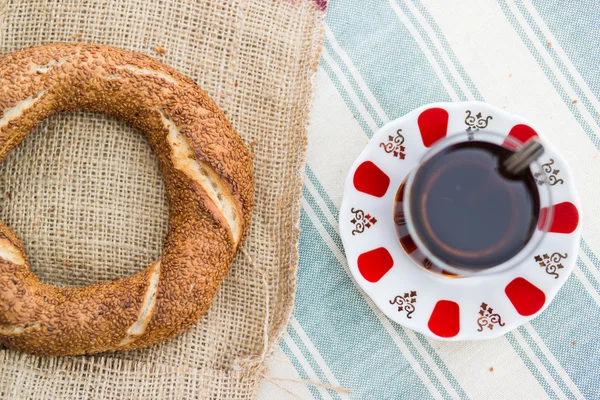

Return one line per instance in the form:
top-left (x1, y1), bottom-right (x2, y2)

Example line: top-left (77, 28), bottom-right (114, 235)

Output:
top-left (0, 43), bottom-right (254, 356)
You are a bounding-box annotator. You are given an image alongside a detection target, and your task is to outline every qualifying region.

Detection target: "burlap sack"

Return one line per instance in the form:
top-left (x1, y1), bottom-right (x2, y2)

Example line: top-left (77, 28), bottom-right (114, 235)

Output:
top-left (0, 0), bottom-right (325, 398)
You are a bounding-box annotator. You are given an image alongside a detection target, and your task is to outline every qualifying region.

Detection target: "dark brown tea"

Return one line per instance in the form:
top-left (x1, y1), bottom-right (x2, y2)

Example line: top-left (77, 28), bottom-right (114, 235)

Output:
top-left (407, 141), bottom-right (540, 270)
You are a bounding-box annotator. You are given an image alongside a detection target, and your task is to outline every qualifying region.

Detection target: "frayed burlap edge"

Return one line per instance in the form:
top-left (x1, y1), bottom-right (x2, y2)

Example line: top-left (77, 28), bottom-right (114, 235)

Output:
top-left (236, 2), bottom-right (327, 381)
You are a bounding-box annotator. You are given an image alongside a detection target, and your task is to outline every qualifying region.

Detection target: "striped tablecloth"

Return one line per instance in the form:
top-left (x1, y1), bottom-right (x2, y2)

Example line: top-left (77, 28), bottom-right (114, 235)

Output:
top-left (258, 0), bottom-right (600, 398)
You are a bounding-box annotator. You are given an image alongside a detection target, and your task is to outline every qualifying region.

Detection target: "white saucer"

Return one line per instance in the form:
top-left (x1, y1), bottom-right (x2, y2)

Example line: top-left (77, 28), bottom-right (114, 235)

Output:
top-left (339, 102), bottom-right (581, 340)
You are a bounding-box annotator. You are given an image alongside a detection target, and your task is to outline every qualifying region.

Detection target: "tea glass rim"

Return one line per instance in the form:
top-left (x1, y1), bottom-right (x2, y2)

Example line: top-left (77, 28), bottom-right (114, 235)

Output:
top-left (402, 130), bottom-right (554, 277)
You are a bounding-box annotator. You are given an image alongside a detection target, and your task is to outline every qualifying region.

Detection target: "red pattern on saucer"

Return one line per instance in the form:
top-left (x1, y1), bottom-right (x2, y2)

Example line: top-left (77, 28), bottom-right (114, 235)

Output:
top-left (428, 300), bottom-right (460, 338)
top-left (539, 202), bottom-right (580, 234)
top-left (417, 108), bottom-right (449, 147)
top-left (358, 247), bottom-right (394, 283)
top-left (353, 161), bottom-right (390, 197)
top-left (504, 124), bottom-right (539, 149)
top-left (505, 278), bottom-right (546, 316)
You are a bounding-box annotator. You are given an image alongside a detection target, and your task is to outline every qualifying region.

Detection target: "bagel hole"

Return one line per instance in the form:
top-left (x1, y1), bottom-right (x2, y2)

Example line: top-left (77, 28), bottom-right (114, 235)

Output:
top-left (0, 110), bottom-right (169, 287)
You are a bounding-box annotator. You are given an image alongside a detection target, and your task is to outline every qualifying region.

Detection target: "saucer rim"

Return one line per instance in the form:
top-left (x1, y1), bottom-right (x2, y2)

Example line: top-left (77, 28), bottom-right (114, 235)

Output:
top-left (339, 101), bottom-right (581, 341)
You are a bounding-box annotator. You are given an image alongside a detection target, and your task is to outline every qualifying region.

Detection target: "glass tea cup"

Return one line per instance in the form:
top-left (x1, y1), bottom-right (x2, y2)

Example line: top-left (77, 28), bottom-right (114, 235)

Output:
top-left (394, 131), bottom-right (553, 278)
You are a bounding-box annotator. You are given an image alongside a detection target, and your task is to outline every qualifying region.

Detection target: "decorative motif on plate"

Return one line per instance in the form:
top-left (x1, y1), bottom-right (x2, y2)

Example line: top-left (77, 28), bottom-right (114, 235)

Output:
top-left (534, 159), bottom-right (564, 186)
top-left (534, 252), bottom-right (568, 279)
top-left (423, 258), bottom-right (433, 270)
top-left (390, 291), bottom-right (417, 319)
top-left (477, 302), bottom-right (505, 332)
top-left (465, 110), bottom-right (493, 140)
top-left (394, 210), bottom-right (406, 226)
top-left (350, 208), bottom-right (377, 235)
top-left (380, 129), bottom-right (406, 160)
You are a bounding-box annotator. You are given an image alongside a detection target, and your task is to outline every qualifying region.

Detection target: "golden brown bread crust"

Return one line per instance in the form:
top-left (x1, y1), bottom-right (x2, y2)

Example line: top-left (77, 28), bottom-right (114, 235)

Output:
top-left (0, 43), bottom-right (254, 355)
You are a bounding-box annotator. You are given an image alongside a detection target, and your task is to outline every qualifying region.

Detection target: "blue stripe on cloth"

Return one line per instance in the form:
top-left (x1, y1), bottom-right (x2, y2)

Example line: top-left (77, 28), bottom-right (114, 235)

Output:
top-left (411, 334), bottom-right (468, 397)
top-left (285, 327), bottom-right (344, 400)
top-left (505, 331), bottom-right (558, 399)
top-left (325, 0), bottom-right (453, 120)
top-left (576, 257), bottom-right (600, 297)
top-left (390, 327), bottom-right (469, 400)
top-left (512, 0), bottom-right (600, 131)
top-left (302, 170), bottom-right (469, 399)
top-left (498, 0), bottom-right (600, 150)
top-left (279, 339), bottom-right (326, 400)
top-left (579, 239), bottom-right (600, 288)
top-left (305, 166), bottom-right (339, 218)
top-left (301, 186), bottom-right (342, 248)
top-left (528, 0), bottom-right (600, 99)
top-left (320, 59), bottom-right (379, 137)
top-left (411, 0), bottom-right (484, 101)
top-left (295, 209), bottom-right (437, 399)
top-left (323, 40), bottom-right (387, 128)
top-left (528, 270), bottom-right (600, 399)
top-left (392, 0), bottom-right (469, 101)
top-left (515, 325), bottom-right (578, 400)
